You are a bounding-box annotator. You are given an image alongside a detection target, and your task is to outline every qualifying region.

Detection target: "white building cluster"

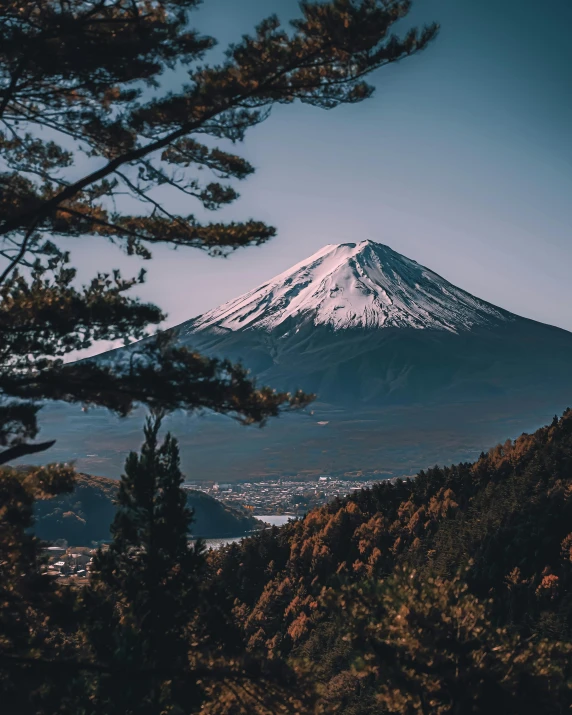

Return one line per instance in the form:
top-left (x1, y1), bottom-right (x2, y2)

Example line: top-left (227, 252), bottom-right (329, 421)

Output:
top-left (186, 477), bottom-right (386, 515)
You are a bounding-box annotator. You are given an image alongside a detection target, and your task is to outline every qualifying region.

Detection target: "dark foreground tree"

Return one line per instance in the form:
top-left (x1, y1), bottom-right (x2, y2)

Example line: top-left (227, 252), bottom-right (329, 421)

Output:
top-left (82, 416), bottom-right (307, 714)
top-left (0, 463), bottom-right (79, 714)
top-left (84, 416), bottom-right (205, 713)
top-left (0, 423), bottom-right (307, 714)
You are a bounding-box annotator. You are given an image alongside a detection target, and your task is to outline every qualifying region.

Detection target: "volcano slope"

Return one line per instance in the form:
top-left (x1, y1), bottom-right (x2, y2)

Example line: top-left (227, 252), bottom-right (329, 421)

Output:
top-left (29, 241), bottom-right (572, 479)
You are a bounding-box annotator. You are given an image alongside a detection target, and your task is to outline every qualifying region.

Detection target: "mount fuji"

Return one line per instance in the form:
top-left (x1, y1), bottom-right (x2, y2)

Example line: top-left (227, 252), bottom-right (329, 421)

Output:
top-left (174, 240), bottom-right (571, 409)
top-left (188, 240), bottom-right (509, 334)
top-left (36, 241), bottom-right (572, 479)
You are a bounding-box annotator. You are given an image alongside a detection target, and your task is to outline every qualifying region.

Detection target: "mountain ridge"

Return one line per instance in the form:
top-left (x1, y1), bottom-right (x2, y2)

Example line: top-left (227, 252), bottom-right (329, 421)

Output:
top-left (33, 472), bottom-right (263, 544)
top-left (169, 240), bottom-right (572, 409)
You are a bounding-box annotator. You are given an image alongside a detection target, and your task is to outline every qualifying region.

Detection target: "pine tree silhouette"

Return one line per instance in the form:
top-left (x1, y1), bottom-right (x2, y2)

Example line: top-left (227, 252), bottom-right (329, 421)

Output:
top-left (86, 415), bottom-right (205, 713)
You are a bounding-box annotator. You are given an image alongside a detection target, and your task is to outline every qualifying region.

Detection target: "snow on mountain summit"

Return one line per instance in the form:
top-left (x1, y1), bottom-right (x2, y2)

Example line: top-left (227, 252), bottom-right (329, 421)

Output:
top-left (187, 240), bottom-right (510, 334)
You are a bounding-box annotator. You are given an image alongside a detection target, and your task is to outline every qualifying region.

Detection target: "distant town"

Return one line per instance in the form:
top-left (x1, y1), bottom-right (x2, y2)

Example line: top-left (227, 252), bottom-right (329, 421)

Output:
top-left (41, 545), bottom-right (94, 583)
top-left (39, 475), bottom-right (413, 583)
top-left (183, 475), bottom-right (406, 515)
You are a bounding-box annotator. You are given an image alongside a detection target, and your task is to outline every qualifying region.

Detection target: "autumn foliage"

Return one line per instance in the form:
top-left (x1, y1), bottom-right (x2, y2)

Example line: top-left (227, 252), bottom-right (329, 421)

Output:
top-left (210, 410), bottom-right (572, 713)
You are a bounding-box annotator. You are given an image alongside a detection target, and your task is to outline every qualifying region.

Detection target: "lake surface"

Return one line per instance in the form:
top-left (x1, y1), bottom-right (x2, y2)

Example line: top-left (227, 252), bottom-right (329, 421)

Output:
top-left (257, 514), bottom-right (293, 527)
top-left (202, 514), bottom-right (295, 550)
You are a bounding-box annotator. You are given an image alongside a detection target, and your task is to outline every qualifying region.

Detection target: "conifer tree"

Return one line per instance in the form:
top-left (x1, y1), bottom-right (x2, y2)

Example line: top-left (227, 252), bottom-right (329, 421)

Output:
top-left (84, 415), bottom-right (205, 712)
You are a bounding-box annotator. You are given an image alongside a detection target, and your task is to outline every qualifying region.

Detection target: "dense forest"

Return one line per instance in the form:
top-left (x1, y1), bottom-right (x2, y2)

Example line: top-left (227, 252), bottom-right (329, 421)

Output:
top-left (3, 412), bottom-right (572, 713)
top-left (208, 409), bottom-right (572, 713)
top-left (33, 472), bottom-right (261, 543)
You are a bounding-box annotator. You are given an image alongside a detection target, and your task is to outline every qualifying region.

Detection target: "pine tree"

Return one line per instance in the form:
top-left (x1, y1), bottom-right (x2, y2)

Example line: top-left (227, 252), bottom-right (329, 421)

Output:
top-left (85, 415), bottom-right (205, 713)
top-left (83, 416), bottom-right (306, 715)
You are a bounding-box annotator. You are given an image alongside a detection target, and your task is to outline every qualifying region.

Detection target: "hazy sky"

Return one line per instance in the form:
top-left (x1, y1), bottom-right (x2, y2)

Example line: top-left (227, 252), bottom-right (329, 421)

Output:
top-left (67, 0), bottom-right (572, 346)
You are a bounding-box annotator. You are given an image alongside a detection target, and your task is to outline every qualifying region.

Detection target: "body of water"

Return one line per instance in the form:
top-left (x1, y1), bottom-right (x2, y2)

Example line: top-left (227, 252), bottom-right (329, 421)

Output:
top-left (202, 514), bottom-right (295, 550)
top-left (257, 514), bottom-right (293, 527)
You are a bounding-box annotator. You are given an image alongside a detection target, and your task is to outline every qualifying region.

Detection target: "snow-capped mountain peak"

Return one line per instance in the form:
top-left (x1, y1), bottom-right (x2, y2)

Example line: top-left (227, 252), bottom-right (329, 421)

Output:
top-left (185, 240), bottom-right (509, 334)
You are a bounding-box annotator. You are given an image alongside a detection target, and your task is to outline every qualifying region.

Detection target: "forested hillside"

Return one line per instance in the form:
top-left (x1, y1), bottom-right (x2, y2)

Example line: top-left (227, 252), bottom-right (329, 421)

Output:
top-left (5, 413), bottom-right (572, 714)
top-left (33, 473), bottom-right (261, 543)
top-left (209, 410), bottom-right (572, 713)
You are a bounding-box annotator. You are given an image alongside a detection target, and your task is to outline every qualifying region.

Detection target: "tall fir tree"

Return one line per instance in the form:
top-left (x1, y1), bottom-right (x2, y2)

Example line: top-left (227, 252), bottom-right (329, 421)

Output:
top-left (85, 415), bottom-right (206, 713)
top-left (83, 416), bottom-right (306, 715)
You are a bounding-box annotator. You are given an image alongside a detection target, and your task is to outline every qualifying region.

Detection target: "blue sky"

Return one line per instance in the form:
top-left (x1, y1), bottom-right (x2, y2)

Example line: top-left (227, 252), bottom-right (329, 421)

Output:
top-left (68, 0), bottom-right (572, 342)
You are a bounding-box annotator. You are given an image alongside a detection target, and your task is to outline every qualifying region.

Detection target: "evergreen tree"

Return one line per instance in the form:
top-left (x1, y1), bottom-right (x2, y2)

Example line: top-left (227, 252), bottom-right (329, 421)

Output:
top-left (84, 415), bottom-right (205, 712)
top-left (84, 415), bottom-right (306, 715)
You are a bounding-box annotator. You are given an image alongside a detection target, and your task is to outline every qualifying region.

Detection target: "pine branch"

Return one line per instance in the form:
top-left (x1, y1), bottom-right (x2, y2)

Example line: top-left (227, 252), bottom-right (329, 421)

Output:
top-left (0, 439), bottom-right (56, 465)
top-left (0, 220), bottom-right (38, 285)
